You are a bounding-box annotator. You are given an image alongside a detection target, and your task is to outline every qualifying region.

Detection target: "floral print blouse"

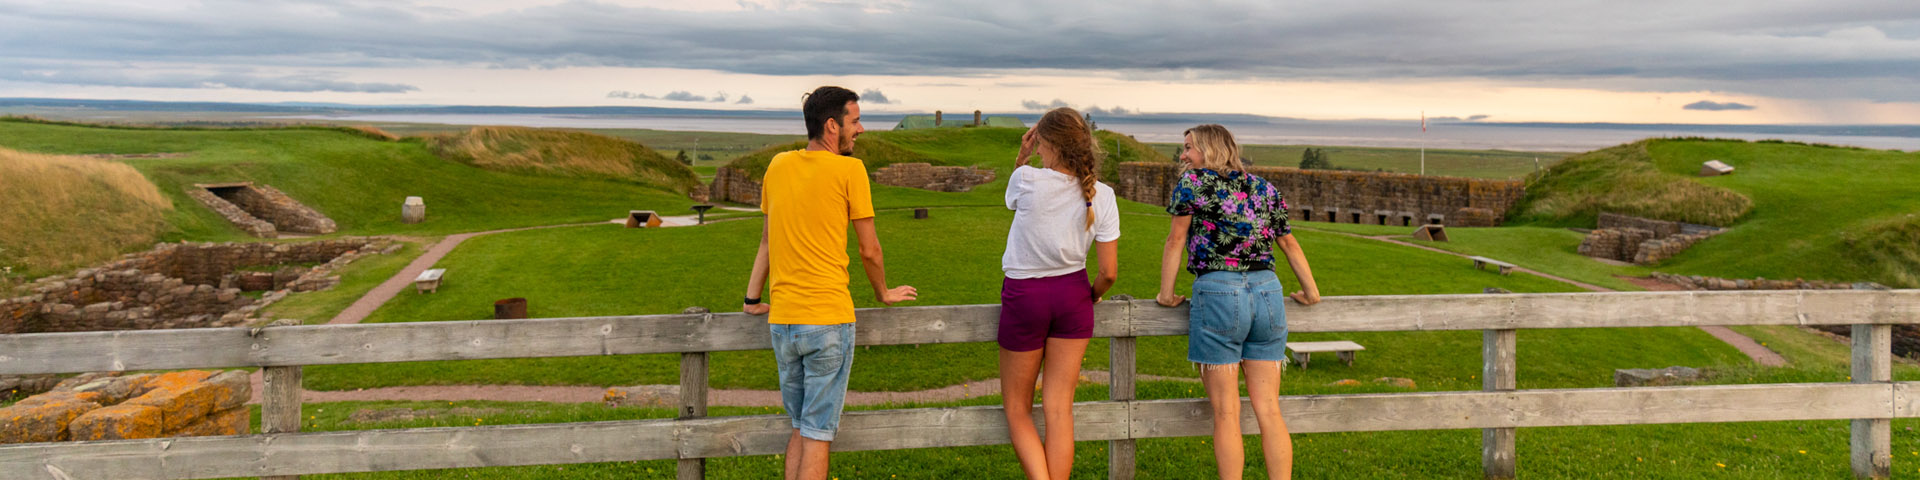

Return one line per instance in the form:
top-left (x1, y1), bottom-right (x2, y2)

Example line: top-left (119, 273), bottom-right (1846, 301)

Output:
top-left (1166, 168), bottom-right (1292, 274)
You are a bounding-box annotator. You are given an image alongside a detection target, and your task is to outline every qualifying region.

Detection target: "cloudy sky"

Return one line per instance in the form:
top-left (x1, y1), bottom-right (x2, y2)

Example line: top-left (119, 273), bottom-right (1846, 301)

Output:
top-left (3, 0), bottom-right (1918, 124)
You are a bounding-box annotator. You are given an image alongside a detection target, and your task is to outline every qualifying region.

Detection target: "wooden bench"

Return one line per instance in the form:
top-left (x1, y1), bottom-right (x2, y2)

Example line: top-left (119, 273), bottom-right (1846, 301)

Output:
top-left (1469, 256), bottom-right (1516, 275)
top-left (1287, 341), bottom-right (1365, 369)
top-left (414, 268), bottom-right (446, 294)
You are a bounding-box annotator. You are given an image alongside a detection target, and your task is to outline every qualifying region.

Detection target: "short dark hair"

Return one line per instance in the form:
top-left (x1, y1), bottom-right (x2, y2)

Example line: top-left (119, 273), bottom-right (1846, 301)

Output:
top-left (803, 86), bottom-right (859, 140)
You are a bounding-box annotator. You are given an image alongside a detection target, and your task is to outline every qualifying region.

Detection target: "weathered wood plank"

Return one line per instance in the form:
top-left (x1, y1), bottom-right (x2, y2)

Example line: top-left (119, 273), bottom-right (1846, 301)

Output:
top-left (3, 383), bottom-right (1908, 479)
top-left (679, 348), bottom-right (710, 480)
top-left (0, 420), bottom-right (681, 480)
top-left (261, 364), bottom-right (303, 480)
top-left (5, 291), bottom-right (1918, 375)
top-left (1109, 332), bottom-right (1137, 480)
top-left (1482, 329), bottom-right (1517, 480)
top-left (1131, 383), bottom-right (1897, 437)
top-left (1852, 324), bottom-right (1892, 479)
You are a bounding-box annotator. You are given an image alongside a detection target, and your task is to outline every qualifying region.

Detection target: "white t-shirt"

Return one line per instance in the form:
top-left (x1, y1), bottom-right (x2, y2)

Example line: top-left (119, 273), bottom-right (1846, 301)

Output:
top-left (1002, 165), bottom-right (1122, 279)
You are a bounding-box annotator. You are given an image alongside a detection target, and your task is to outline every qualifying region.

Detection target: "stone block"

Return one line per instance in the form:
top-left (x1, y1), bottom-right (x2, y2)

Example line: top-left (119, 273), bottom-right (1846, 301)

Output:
top-left (1699, 160), bottom-right (1734, 177)
top-left (0, 394), bottom-right (103, 443)
top-left (1614, 366), bottom-right (1703, 387)
top-left (68, 404), bottom-right (164, 441)
top-left (167, 407), bottom-right (249, 437)
top-left (401, 196), bottom-right (426, 224)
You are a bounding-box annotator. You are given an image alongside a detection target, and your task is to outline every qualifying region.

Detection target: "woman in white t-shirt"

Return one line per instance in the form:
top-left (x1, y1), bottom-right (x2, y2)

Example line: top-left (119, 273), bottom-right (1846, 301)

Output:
top-left (997, 107), bottom-right (1122, 480)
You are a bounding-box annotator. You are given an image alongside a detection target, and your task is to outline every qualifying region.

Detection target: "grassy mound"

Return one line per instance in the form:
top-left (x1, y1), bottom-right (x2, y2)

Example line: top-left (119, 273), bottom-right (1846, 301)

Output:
top-left (720, 136), bottom-right (941, 180)
top-left (0, 118), bottom-right (701, 246)
top-left (0, 147), bottom-right (173, 278)
top-left (422, 126), bottom-right (701, 193)
top-left (1509, 140), bottom-right (1753, 227)
top-left (1848, 214), bottom-right (1920, 287)
top-left (1094, 130), bottom-right (1170, 181)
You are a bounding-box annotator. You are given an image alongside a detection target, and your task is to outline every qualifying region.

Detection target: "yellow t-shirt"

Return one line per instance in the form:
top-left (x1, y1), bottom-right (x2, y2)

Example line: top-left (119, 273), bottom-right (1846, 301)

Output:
top-left (762, 149), bottom-right (876, 325)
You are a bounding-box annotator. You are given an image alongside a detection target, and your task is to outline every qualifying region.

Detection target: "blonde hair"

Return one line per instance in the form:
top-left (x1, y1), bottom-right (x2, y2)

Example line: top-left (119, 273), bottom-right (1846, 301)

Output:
top-left (1184, 124), bottom-right (1244, 172)
top-left (1034, 108), bottom-right (1105, 230)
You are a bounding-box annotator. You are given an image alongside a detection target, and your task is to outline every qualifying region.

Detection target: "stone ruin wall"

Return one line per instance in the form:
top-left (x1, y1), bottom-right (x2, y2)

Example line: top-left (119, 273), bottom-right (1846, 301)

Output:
top-left (1112, 162), bottom-right (1525, 227)
top-left (189, 183), bottom-right (337, 238)
top-left (708, 167), bottom-right (761, 205)
top-left (0, 238), bottom-right (394, 336)
top-left (871, 163), bottom-right (996, 192)
top-left (1578, 213), bottom-right (1723, 265)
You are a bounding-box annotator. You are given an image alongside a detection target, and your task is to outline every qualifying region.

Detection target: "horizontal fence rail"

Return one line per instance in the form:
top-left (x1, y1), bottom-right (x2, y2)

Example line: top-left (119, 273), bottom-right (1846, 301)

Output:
top-left (3, 290), bottom-right (1915, 375)
top-left (1, 290), bottom-right (1915, 479)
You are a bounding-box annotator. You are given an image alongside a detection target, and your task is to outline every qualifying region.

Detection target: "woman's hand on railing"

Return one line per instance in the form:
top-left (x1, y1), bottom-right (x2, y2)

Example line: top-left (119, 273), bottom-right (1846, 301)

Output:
top-left (1155, 291), bottom-right (1187, 307)
top-left (743, 303), bottom-right (771, 315)
top-left (1289, 290), bottom-right (1321, 306)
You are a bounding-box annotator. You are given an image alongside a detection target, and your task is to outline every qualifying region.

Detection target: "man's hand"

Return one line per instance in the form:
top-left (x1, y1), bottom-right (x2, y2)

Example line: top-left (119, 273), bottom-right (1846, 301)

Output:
top-left (880, 285), bottom-right (919, 306)
top-left (744, 303), bottom-right (771, 315)
top-left (1288, 290), bottom-right (1321, 306)
top-left (1155, 291), bottom-right (1187, 307)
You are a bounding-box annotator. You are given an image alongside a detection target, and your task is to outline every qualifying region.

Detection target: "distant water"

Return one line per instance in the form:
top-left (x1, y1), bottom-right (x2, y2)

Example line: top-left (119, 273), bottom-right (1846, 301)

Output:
top-left (285, 113), bottom-right (1920, 152)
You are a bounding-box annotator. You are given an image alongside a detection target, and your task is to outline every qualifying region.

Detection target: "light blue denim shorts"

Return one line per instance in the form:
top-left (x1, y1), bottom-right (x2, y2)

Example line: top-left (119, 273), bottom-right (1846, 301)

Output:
top-left (770, 322), bottom-right (856, 441)
top-left (1187, 269), bottom-right (1290, 365)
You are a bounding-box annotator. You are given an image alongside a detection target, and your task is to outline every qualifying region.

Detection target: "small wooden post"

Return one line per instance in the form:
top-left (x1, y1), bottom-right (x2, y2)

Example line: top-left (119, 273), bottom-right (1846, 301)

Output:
top-left (679, 308), bottom-right (712, 480)
top-left (1851, 324), bottom-right (1891, 479)
top-left (1482, 329), bottom-right (1517, 480)
top-left (260, 320), bottom-right (304, 480)
top-left (1109, 335), bottom-right (1137, 480)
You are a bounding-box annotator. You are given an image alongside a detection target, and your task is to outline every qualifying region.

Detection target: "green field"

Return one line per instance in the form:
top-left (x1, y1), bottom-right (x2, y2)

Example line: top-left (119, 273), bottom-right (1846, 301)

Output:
top-left (6, 117), bottom-right (1918, 478)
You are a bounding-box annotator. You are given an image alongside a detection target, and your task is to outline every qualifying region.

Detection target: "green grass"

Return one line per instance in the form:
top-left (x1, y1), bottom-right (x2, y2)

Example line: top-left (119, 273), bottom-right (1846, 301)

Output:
top-left (0, 119), bottom-right (701, 245)
top-left (1635, 140), bottom-right (1920, 287)
top-left (1511, 140), bottom-right (1754, 227)
top-left (258, 239), bottom-right (430, 324)
top-left (1151, 143), bottom-right (1568, 179)
top-left (302, 205), bottom-right (1747, 393)
top-left (1401, 226), bottom-right (1653, 291)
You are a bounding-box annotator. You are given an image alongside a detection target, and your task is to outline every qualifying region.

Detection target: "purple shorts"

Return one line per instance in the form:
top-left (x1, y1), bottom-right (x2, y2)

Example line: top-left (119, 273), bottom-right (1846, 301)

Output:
top-left (998, 270), bottom-right (1096, 352)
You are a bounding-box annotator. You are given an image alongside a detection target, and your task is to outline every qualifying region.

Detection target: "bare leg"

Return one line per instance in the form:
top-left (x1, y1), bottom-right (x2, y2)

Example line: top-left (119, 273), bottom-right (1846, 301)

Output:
top-left (1200, 363), bottom-right (1244, 480)
top-left (1243, 360), bottom-right (1292, 480)
top-left (1041, 337), bottom-right (1091, 480)
top-left (796, 435), bottom-right (832, 480)
top-left (1001, 347), bottom-right (1050, 479)
top-left (784, 429), bottom-right (803, 480)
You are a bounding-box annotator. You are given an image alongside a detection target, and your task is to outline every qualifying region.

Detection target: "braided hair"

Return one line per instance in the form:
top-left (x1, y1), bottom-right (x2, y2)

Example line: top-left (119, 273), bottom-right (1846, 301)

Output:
top-left (1033, 108), bottom-right (1105, 230)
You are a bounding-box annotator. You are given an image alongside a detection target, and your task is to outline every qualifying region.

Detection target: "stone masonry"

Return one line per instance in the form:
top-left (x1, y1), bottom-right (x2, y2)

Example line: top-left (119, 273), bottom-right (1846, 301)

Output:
top-left (0, 370), bottom-right (250, 444)
top-left (1, 238), bottom-right (394, 336)
top-left (190, 183), bottom-right (337, 238)
top-left (708, 167), bottom-right (761, 205)
top-left (1112, 162), bottom-right (1526, 227)
top-left (872, 163), bottom-right (996, 192)
top-left (1579, 212), bottom-right (1724, 265)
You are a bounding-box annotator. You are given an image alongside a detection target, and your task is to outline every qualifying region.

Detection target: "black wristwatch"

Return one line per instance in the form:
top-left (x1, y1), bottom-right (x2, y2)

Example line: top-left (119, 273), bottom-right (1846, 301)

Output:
top-left (743, 296), bottom-right (762, 305)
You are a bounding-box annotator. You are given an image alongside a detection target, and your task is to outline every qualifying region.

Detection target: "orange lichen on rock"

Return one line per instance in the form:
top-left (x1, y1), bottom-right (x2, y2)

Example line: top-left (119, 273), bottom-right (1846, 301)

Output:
top-left (171, 407), bottom-right (248, 437)
top-left (0, 394), bottom-right (103, 443)
top-left (68, 404), bottom-right (163, 440)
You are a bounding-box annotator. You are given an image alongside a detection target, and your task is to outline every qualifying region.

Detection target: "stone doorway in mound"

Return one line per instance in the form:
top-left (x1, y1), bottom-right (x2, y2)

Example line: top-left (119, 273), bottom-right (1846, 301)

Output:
top-left (188, 182), bottom-right (337, 239)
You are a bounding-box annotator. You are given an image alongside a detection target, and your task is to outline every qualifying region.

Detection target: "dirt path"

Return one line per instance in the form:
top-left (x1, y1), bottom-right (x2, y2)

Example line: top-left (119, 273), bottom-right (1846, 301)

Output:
top-left (324, 222), bottom-right (606, 325)
top-left (247, 370), bottom-right (1195, 406)
top-left (1298, 226), bottom-right (1788, 367)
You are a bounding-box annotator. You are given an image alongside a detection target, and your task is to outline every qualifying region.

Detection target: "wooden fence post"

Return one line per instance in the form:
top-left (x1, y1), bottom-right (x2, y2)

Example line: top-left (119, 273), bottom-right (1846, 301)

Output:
top-left (259, 319), bottom-right (304, 480)
top-left (1109, 335), bottom-right (1137, 480)
top-left (1851, 324), bottom-right (1891, 479)
top-left (1482, 329), bottom-right (1517, 480)
top-left (680, 309), bottom-right (712, 480)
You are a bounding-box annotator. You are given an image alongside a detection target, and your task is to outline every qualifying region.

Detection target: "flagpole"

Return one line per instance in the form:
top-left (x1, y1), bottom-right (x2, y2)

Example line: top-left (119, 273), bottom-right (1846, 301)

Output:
top-left (1420, 111), bottom-right (1426, 176)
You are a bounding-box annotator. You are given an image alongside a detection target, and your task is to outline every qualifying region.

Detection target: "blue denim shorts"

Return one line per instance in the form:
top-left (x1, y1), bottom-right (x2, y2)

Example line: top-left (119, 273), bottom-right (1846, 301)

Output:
top-left (1187, 270), bottom-right (1290, 365)
top-left (770, 322), bottom-right (856, 441)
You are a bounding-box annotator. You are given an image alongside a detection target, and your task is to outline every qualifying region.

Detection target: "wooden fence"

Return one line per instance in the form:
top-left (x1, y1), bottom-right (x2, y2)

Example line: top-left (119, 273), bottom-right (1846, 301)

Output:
top-left (2, 290), bottom-right (1917, 479)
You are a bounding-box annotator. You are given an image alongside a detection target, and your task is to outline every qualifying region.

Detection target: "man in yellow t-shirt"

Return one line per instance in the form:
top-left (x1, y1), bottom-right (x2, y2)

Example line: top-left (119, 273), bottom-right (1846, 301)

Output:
top-left (741, 86), bottom-right (917, 480)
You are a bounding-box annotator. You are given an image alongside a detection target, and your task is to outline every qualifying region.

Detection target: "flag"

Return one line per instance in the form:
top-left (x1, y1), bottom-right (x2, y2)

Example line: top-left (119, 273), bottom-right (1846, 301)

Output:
top-left (1421, 111), bottom-right (1426, 133)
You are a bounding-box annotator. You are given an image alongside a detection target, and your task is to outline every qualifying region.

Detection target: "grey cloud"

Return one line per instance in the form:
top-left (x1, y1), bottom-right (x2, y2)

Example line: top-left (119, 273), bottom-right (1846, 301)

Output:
top-left (712, 92), bottom-right (728, 103)
top-left (1683, 100), bottom-right (1758, 111)
top-left (0, 66), bottom-right (416, 93)
top-left (1022, 99), bottom-right (1071, 110)
top-left (1430, 114), bottom-right (1490, 122)
top-left (661, 91), bottom-right (709, 102)
top-left (608, 90), bottom-right (655, 99)
top-left (1085, 105), bottom-right (1131, 116)
top-left (860, 89), bottom-right (896, 104)
top-left (1468, 114), bottom-right (1490, 121)
top-left (736, 94), bottom-right (754, 104)
top-left (3, 1), bottom-right (1920, 101)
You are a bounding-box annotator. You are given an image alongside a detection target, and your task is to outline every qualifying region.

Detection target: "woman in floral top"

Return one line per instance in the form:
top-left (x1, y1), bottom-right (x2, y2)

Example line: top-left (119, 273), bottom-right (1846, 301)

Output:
top-left (1156, 124), bottom-right (1321, 480)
